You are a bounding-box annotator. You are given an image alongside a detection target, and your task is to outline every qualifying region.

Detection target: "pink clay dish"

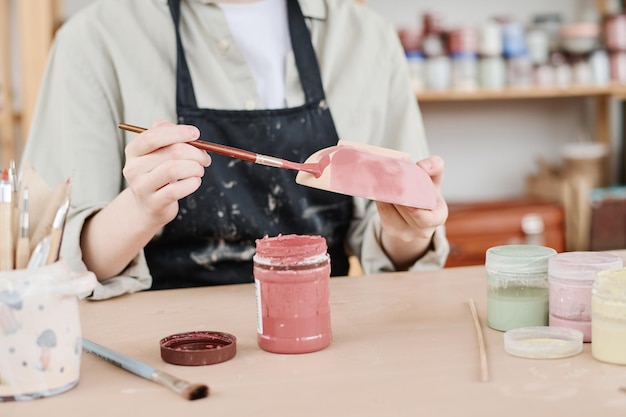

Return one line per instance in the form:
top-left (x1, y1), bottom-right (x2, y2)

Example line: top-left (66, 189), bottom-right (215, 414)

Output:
top-left (296, 140), bottom-right (437, 209)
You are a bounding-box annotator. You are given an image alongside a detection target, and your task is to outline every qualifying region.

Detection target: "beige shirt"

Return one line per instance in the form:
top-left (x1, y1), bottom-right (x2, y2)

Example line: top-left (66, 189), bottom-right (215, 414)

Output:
top-left (22, 0), bottom-right (449, 299)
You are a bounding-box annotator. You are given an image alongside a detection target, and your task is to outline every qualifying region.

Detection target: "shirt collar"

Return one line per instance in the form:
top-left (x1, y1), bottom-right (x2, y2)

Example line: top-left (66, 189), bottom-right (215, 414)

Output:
top-left (160, 0), bottom-right (327, 20)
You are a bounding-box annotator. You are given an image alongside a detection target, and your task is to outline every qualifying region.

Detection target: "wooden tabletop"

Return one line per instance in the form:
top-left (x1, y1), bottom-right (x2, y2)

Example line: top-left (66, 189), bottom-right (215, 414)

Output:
top-left (6, 251), bottom-right (626, 416)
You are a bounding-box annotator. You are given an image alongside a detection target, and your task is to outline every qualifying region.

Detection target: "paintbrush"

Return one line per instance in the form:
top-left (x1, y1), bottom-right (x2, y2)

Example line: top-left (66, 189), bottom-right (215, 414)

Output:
top-left (82, 338), bottom-right (209, 401)
top-left (0, 169), bottom-right (13, 270)
top-left (46, 189), bottom-right (71, 265)
top-left (118, 122), bottom-right (322, 177)
top-left (14, 187), bottom-right (30, 269)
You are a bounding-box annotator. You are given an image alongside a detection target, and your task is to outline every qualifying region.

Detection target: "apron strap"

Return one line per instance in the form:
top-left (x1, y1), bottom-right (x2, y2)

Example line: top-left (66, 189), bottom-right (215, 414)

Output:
top-left (168, 0), bottom-right (198, 109)
top-left (168, 0), bottom-right (327, 109)
top-left (286, 0), bottom-right (326, 103)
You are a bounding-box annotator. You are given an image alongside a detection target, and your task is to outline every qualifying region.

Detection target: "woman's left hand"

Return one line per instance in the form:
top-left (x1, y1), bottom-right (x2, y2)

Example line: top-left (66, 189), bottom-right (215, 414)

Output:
top-left (376, 155), bottom-right (448, 269)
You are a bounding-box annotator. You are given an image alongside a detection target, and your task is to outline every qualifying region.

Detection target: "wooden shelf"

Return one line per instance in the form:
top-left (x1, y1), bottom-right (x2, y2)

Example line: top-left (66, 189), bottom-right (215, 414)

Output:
top-left (415, 85), bottom-right (620, 102)
top-left (415, 83), bottom-right (626, 146)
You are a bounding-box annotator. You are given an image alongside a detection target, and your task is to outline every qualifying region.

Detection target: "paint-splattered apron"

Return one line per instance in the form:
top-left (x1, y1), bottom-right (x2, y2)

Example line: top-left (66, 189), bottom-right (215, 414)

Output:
top-left (143, 0), bottom-right (353, 290)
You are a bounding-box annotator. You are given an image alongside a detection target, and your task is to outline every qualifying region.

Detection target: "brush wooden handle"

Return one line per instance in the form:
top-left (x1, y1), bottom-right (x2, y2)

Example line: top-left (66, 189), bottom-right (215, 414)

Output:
top-left (45, 227), bottom-right (63, 265)
top-left (15, 236), bottom-right (30, 269)
top-left (118, 123), bottom-right (258, 163)
top-left (0, 202), bottom-right (13, 270)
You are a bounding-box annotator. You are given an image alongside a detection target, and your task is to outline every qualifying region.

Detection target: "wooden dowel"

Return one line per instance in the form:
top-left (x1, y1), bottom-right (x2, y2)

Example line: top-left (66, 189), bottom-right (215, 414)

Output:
top-left (469, 298), bottom-right (489, 383)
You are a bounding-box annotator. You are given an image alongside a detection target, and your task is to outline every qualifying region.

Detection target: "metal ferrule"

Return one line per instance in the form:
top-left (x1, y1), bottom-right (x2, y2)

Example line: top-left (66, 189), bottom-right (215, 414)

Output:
top-left (255, 155), bottom-right (284, 168)
top-left (151, 370), bottom-right (192, 394)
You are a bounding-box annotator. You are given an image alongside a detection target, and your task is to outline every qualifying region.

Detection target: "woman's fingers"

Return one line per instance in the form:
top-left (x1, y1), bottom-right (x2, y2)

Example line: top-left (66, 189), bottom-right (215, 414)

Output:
top-left (126, 123), bottom-right (200, 156)
top-left (122, 122), bottom-right (212, 225)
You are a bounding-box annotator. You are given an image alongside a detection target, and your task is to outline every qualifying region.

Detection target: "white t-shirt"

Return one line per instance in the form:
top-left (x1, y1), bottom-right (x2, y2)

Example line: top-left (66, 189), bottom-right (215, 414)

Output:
top-left (220, 0), bottom-right (290, 109)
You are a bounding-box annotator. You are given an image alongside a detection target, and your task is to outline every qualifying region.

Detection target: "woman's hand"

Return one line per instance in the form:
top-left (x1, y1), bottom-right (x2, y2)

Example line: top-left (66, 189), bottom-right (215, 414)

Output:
top-left (123, 120), bottom-right (212, 228)
top-left (376, 155), bottom-right (448, 270)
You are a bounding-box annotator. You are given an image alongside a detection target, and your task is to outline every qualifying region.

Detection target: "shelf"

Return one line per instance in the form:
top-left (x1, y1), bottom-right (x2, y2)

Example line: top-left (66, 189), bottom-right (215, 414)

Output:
top-left (415, 85), bottom-right (620, 102)
top-left (415, 83), bottom-right (625, 146)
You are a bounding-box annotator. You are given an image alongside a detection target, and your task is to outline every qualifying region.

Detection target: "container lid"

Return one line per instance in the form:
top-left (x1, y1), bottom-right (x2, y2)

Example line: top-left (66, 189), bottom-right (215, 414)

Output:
top-left (549, 251), bottom-right (623, 284)
top-left (160, 331), bottom-right (237, 366)
top-left (486, 245), bottom-right (557, 274)
top-left (504, 326), bottom-right (583, 359)
top-left (593, 267), bottom-right (626, 296)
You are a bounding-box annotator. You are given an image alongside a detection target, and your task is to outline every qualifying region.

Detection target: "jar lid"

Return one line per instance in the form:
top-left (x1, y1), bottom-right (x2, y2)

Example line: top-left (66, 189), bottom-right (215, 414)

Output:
top-left (160, 331), bottom-right (237, 366)
top-left (549, 251), bottom-right (623, 283)
top-left (486, 245), bottom-right (557, 274)
top-left (504, 326), bottom-right (583, 359)
top-left (254, 234), bottom-right (327, 264)
top-left (594, 268), bottom-right (626, 295)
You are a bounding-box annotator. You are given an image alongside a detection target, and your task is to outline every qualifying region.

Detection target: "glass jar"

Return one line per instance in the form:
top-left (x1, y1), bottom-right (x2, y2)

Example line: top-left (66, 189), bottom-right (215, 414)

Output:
top-left (605, 12), bottom-right (626, 52)
top-left (425, 55), bottom-right (451, 91)
top-left (506, 53), bottom-right (533, 87)
top-left (479, 56), bottom-right (506, 89)
top-left (501, 21), bottom-right (527, 59)
top-left (406, 51), bottom-right (426, 92)
top-left (486, 245), bottom-right (556, 331)
top-left (478, 20), bottom-right (502, 57)
top-left (592, 268), bottom-right (626, 364)
top-left (451, 53), bottom-right (478, 91)
top-left (253, 234), bottom-right (331, 354)
top-left (549, 251), bottom-right (622, 342)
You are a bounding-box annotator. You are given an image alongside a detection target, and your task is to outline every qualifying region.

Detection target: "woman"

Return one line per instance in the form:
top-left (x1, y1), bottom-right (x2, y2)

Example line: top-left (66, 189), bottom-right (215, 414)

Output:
top-left (22, 0), bottom-right (449, 299)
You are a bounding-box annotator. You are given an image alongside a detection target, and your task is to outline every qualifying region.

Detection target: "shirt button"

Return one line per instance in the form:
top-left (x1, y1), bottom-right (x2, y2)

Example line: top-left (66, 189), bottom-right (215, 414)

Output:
top-left (218, 39), bottom-right (230, 52)
top-left (245, 100), bottom-right (256, 110)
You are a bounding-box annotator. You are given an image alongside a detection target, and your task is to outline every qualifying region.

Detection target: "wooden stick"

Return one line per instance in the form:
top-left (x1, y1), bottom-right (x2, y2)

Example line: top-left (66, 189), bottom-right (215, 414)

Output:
top-left (468, 298), bottom-right (489, 382)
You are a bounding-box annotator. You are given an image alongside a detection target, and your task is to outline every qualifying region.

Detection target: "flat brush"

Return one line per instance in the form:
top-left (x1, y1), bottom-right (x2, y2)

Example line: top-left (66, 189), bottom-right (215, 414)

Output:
top-left (82, 338), bottom-right (209, 401)
top-left (118, 122), bottom-right (322, 177)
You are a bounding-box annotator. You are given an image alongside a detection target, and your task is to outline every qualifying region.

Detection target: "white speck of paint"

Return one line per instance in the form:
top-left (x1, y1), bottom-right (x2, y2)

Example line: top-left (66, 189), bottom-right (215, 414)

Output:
top-left (267, 194), bottom-right (276, 211)
top-left (275, 122), bottom-right (281, 129)
top-left (121, 388), bottom-right (139, 394)
top-left (217, 211), bottom-right (224, 218)
top-left (223, 181), bottom-right (236, 189)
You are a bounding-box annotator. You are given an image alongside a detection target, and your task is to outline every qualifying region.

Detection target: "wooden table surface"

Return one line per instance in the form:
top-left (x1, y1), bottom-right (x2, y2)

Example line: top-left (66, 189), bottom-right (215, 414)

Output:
top-left (6, 251), bottom-right (626, 416)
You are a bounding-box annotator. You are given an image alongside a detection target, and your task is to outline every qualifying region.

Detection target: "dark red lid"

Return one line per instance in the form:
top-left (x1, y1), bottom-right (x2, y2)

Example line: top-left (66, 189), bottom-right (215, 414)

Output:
top-left (160, 331), bottom-right (237, 366)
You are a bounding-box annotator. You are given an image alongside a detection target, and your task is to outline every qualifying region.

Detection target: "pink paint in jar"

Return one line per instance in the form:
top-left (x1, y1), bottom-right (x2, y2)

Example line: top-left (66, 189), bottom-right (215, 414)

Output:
top-left (548, 251), bottom-right (623, 342)
top-left (253, 234), bottom-right (331, 354)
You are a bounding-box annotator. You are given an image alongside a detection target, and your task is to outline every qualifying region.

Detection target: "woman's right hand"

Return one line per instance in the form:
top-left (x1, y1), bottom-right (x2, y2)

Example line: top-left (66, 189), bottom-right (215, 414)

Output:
top-left (122, 120), bottom-right (212, 228)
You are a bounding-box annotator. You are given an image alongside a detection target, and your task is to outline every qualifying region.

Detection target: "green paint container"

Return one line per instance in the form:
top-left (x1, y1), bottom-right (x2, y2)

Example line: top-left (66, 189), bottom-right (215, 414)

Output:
top-left (486, 245), bottom-right (557, 331)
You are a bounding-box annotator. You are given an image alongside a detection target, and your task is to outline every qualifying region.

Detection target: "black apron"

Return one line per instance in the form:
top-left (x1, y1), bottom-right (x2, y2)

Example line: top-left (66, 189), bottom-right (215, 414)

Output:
top-left (144, 0), bottom-right (353, 290)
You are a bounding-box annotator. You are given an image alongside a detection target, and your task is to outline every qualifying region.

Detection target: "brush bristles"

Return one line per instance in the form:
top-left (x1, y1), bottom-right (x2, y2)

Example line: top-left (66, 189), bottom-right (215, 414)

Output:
top-left (184, 383), bottom-right (210, 401)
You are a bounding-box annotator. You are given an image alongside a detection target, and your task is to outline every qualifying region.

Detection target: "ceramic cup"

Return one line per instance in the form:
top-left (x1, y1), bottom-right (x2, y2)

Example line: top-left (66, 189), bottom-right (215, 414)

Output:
top-left (0, 261), bottom-right (96, 401)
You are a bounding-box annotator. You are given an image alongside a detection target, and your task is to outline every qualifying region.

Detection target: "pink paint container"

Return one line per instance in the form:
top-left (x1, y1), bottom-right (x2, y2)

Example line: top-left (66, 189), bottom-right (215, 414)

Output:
top-left (253, 234), bottom-right (331, 354)
top-left (548, 251), bottom-right (622, 342)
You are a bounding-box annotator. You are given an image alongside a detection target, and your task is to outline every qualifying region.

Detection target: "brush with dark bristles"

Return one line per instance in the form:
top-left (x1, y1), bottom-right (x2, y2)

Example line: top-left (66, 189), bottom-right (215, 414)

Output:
top-left (83, 338), bottom-right (209, 400)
